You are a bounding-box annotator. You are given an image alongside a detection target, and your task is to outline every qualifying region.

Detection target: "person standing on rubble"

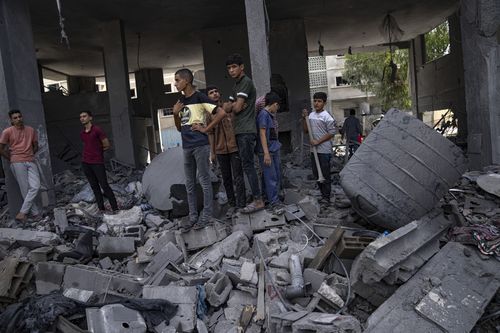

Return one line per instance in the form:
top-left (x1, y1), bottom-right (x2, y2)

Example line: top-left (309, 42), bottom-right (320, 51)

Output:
top-left (302, 92), bottom-right (336, 209)
top-left (0, 110), bottom-right (42, 221)
top-left (172, 69), bottom-right (226, 230)
top-left (79, 110), bottom-right (119, 213)
top-left (223, 53), bottom-right (264, 214)
top-left (206, 85), bottom-right (246, 211)
top-left (256, 92), bottom-right (285, 215)
top-left (341, 108), bottom-right (362, 158)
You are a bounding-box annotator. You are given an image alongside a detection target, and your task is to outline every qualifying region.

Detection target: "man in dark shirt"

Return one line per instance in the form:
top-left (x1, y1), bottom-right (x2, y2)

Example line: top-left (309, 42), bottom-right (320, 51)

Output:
top-left (79, 111), bottom-right (119, 212)
top-left (172, 68), bottom-right (225, 229)
top-left (223, 53), bottom-right (264, 214)
top-left (342, 109), bottom-right (363, 158)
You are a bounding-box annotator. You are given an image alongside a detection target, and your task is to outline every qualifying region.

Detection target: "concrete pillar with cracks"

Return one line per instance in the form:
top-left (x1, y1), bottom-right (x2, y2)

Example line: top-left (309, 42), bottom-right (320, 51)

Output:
top-left (102, 20), bottom-right (137, 167)
top-left (0, 0), bottom-right (56, 217)
top-left (460, 0), bottom-right (500, 168)
top-left (244, 0), bottom-right (271, 97)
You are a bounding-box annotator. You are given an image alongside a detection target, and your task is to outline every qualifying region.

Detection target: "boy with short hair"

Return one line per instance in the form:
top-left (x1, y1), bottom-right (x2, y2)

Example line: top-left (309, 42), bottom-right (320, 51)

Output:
top-left (206, 85), bottom-right (246, 209)
top-left (172, 68), bottom-right (225, 229)
top-left (257, 92), bottom-right (284, 215)
top-left (223, 53), bottom-right (264, 214)
top-left (302, 92), bottom-right (336, 207)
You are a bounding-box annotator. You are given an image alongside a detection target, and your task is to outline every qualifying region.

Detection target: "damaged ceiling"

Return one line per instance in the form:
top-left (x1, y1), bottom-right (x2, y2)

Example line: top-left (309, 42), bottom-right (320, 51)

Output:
top-left (29, 0), bottom-right (459, 78)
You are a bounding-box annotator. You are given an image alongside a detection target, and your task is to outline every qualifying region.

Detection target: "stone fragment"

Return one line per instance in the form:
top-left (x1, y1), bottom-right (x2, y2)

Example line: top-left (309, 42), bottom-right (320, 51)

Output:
top-left (53, 207), bottom-right (69, 234)
top-left (99, 257), bottom-right (113, 270)
top-left (221, 231), bottom-right (250, 259)
top-left (63, 288), bottom-right (95, 302)
top-left (317, 282), bottom-right (344, 308)
top-left (240, 261), bottom-right (258, 285)
top-left (298, 196), bottom-right (320, 220)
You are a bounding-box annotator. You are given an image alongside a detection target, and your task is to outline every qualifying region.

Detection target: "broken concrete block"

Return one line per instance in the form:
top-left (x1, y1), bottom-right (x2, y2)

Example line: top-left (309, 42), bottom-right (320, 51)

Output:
top-left (284, 204), bottom-right (306, 222)
top-left (205, 272), bottom-right (233, 307)
top-left (35, 262), bottom-right (66, 294)
top-left (240, 261), bottom-right (258, 285)
top-left (28, 246), bottom-right (53, 262)
top-left (182, 222), bottom-right (227, 250)
top-left (122, 225), bottom-right (144, 243)
top-left (340, 108), bottom-right (467, 230)
top-left (304, 268), bottom-right (327, 293)
top-left (143, 285), bottom-right (197, 332)
top-left (97, 236), bottom-right (136, 259)
top-left (144, 213), bottom-right (167, 228)
top-left (144, 242), bottom-right (183, 276)
top-left (0, 228), bottom-right (59, 249)
top-left (298, 196), bottom-right (320, 220)
top-left (271, 311), bottom-right (309, 332)
top-left (351, 211), bottom-right (452, 287)
top-left (86, 304), bottom-right (147, 333)
top-left (221, 230), bottom-right (250, 259)
top-left (227, 290), bottom-right (257, 308)
top-left (63, 265), bottom-right (142, 297)
top-left (253, 229), bottom-right (290, 258)
top-left (364, 242), bottom-right (500, 333)
top-left (336, 233), bottom-right (374, 259)
top-left (63, 288), bottom-right (95, 302)
top-left (99, 257), bottom-right (113, 270)
top-left (0, 257), bottom-right (33, 300)
top-left (53, 207), bottom-right (69, 234)
top-left (221, 258), bottom-right (243, 284)
top-left (233, 209), bottom-right (286, 231)
top-left (317, 282), bottom-right (344, 308)
top-left (103, 206), bottom-right (143, 228)
top-left (292, 312), bottom-right (362, 333)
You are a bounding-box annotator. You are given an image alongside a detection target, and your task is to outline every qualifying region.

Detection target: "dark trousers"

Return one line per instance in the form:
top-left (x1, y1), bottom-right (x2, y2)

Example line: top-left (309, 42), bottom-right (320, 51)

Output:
top-left (347, 138), bottom-right (359, 158)
top-left (217, 152), bottom-right (246, 208)
top-left (236, 133), bottom-right (261, 200)
top-left (311, 153), bottom-right (331, 201)
top-left (82, 162), bottom-right (118, 211)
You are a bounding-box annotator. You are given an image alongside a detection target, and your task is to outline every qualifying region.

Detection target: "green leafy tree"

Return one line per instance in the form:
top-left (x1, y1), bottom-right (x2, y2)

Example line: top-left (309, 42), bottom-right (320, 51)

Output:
top-left (343, 49), bottom-right (411, 111)
top-left (425, 22), bottom-right (450, 62)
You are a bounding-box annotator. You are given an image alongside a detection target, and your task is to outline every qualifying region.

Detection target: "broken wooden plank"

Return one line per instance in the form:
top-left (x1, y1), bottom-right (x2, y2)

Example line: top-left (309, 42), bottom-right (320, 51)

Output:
top-left (308, 227), bottom-right (344, 270)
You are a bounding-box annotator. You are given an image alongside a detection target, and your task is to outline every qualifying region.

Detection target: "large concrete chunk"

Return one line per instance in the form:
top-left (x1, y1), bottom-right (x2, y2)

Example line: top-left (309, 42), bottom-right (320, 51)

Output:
top-left (351, 211), bottom-right (453, 286)
top-left (220, 231), bottom-right (250, 259)
top-left (97, 237), bottom-right (136, 259)
top-left (86, 304), bottom-right (147, 333)
top-left (144, 242), bottom-right (183, 276)
top-left (63, 265), bottom-right (142, 297)
top-left (35, 262), bottom-right (66, 295)
top-left (364, 242), bottom-right (500, 333)
top-left (0, 228), bottom-right (59, 248)
top-left (291, 312), bottom-right (362, 333)
top-left (233, 209), bottom-right (286, 231)
top-left (182, 222), bottom-right (227, 250)
top-left (340, 108), bottom-right (467, 230)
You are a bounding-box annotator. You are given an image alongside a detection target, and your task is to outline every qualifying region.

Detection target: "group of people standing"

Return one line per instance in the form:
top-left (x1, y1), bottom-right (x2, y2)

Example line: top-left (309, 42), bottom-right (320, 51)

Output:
top-left (174, 53), bottom-right (341, 230)
top-left (0, 52), bottom-right (361, 227)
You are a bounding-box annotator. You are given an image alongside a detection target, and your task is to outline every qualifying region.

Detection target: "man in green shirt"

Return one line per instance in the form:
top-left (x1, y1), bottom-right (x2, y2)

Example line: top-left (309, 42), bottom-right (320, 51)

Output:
top-left (223, 54), bottom-right (263, 214)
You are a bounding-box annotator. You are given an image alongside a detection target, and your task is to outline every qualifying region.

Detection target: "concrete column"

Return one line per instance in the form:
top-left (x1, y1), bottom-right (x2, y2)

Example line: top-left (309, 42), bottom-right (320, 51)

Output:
top-left (0, 0), bottom-right (55, 217)
top-left (409, 35), bottom-right (425, 118)
top-left (460, 0), bottom-right (500, 168)
top-left (102, 20), bottom-right (136, 167)
top-left (134, 68), bottom-right (164, 156)
top-left (202, 25), bottom-right (251, 98)
top-left (244, 0), bottom-right (271, 97)
top-left (67, 76), bottom-right (97, 95)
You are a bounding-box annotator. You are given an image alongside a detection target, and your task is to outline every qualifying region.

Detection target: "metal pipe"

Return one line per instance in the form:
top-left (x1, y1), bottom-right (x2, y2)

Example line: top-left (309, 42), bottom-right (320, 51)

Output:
top-left (285, 254), bottom-right (305, 299)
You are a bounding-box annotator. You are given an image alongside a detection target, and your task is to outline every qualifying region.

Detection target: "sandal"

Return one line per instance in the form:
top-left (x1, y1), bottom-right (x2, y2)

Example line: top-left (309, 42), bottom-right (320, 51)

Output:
top-left (240, 202), bottom-right (265, 215)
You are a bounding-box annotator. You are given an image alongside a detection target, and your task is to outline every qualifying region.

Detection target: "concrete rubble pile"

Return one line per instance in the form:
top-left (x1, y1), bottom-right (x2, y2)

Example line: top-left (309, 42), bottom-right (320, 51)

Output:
top-left (0, 130), bottom-right (499, 332)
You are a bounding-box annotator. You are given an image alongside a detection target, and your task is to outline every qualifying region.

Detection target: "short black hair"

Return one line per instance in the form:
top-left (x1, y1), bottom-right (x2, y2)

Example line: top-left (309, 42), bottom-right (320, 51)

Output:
top-left (206, 85), bottom-right (218, 93)
top-left (313, 92), bottom-right (327, 102)
top-left (349, 109), bottom-right (356, 116)
top-left (225, 53), bottom-right (244, 66)
top-left (265, 92), bottom-right (280, 106)
top-left (80, 110), bottom-right (93, 117)
top-left (8, 109), bottom-right (21, 118)
top-left (175, 68), bottom-right (194, 84)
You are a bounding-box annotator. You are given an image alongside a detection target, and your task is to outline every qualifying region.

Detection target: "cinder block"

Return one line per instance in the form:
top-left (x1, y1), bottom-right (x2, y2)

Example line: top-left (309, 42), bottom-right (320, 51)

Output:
top-left (97, 237), bottom-right (136, 259)
top-left (221, 231), bottom-right (249, 259)
top-left (144, 242), bottom-right (183, 276)
top-left (336, 235), bottom-right (374, 259)
top-left (205, 272), bottom-right (233, 307)
top-left (182, 222), bottom-right (227, 250)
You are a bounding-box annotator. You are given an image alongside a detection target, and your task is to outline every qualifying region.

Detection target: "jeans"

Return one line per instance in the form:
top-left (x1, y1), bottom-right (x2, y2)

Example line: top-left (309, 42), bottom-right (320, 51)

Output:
top-left (82, 162), bottom-right (118, 211)
top-left (184, 144), bottom-right (213, 223)
top-left (10, 161), bottom-right (41, 215)
top-left (217, 152), bottom-right (246, 208)
top-left (236, 133), bottom-right (261, 200)
top-left (258, 152), bottom-right (281, 205)
top-left (311, 153), bottom-right (331, 200)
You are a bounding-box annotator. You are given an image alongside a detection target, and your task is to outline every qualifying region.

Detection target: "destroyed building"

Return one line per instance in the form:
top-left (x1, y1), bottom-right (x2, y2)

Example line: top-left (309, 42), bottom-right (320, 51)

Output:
top-left (0, 0), bottom-right (499, 332)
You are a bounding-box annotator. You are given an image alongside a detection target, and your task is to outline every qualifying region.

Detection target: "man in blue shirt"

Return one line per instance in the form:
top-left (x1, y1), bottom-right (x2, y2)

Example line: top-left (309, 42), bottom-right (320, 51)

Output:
top-left (256, 92), bottom-right (284, 215)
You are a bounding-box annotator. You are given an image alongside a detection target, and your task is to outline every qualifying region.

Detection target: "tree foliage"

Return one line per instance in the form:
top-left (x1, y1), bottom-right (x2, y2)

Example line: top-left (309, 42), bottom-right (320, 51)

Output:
top-left (425, 22), bottom-right (450, 62)
top-left (343, 49), bottom-right (411, 111)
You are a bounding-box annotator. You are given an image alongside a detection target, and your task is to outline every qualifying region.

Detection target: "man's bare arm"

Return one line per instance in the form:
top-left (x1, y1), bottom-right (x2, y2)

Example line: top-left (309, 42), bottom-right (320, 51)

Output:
top-left (231, 97), bottom-right (246, 114)
top-left (101, 138), bottom-right (111, 151)
top-left (0, 143), bottom-right (10, 160)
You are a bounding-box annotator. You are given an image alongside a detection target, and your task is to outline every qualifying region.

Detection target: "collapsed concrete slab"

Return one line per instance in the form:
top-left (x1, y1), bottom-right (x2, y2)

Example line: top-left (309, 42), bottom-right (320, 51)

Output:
top-left (0, 228), bottom-right (59, 249)
top-left (143, 285), bottom-right (197, 332)
top-left (364, 242), bottom-right (500, 333)
top-left (86, 304), bottom-right (147, 333)
top-left (340, 108), bottom-right (467, 230)
top-left (233, 209), bottom-right (286, 231)
top-left (182, 222), bottom-right (227, 251)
